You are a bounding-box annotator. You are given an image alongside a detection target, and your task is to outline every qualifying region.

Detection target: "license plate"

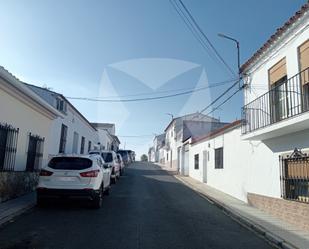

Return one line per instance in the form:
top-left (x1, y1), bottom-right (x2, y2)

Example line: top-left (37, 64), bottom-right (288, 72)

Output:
top-left (58, 177), bottom-right (75, 182)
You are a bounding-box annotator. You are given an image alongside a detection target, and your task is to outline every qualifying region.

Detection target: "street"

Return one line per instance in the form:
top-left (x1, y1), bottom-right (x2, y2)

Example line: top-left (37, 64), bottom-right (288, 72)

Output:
top-left (0, 162), bottom-right (274, 249)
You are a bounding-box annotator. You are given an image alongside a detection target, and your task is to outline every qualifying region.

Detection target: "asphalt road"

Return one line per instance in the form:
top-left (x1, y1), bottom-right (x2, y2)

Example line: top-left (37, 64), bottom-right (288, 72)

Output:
top-left (0, 162), bottom-right (274, 249)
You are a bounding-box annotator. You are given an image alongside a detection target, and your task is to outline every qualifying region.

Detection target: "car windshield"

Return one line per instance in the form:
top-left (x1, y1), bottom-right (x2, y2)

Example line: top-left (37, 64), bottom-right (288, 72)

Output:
top-left (101, 152), bottom-right (113, 163)
top-left (48, 157), bottom-right (92, 170)
top-left (118, 151), bottom-right (128, 159)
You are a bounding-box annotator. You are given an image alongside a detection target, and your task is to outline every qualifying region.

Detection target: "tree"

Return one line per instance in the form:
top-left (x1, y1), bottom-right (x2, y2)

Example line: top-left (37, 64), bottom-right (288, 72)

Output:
top-left (140, 154), bottom-right (148, 162)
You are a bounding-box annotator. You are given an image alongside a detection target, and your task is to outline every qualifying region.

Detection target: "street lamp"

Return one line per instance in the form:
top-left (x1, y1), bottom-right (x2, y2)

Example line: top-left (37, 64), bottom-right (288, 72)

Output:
top-left (218, 33), bottom-right (241, 87)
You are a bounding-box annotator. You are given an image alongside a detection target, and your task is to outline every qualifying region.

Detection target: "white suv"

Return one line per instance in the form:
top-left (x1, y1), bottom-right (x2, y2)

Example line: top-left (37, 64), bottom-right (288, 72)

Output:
top-left (37, 154), bottom-right (111, 208)
top-left (89, 150), bottom-right (120, 184)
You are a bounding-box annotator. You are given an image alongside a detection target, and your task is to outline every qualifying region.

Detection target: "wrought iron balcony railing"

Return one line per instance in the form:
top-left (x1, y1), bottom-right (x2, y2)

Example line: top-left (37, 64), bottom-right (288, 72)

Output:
top-left (242, 67), bottom-right (309, 134)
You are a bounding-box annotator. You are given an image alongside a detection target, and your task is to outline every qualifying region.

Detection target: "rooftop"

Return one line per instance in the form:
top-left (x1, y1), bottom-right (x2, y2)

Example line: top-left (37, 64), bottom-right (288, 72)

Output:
top-left (240, 2), bottom-right (309, 73)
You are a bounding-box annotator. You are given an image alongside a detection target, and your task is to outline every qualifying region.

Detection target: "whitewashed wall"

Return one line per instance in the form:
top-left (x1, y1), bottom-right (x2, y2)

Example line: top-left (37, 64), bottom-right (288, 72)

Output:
top-left (48, 105), bottom-right (99, 157)
top-left (0, 86), bottom-right (54, 171)
top-left (189, 126), bottom-right (309, 202)
top-left (245, 14), bottom-right (309, 104)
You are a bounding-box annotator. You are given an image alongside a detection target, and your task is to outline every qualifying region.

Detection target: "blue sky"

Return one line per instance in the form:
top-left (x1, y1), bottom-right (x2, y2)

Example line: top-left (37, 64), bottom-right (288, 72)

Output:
top-left (0, 0), bottom-right (306, 157)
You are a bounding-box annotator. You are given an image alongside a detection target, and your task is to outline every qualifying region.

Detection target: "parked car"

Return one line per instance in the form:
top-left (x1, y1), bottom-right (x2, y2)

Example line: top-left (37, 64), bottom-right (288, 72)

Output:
top-left (128, 150), bottom-right (135, 162)
top-left (117, 153), bottom-right (125, 175)
top-left (89, 150), bottom-right (120, 184)
top-left (37, 154), bottom-right (111, 208)
top-left (117, 150), bottom-right (130, 165)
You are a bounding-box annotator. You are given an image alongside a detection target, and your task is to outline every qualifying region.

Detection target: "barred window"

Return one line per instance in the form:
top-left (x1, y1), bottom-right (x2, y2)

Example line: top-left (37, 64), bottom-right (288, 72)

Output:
top-left (80, 136), bottom-right (85, 154)
top-left (215, 147), bottom-right (223, 169)
top-left (26, 134), bottom-right (44, 171)
top-left (59, 124), bottom-right (68, 153)
top-left (194, 154), bottom-right (199, 169)
top-left (0, 123), bottom-right (19, 171)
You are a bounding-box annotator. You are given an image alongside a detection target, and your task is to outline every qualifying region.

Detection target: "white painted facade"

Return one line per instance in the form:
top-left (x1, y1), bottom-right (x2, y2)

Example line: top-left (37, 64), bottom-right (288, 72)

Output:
top-left (243, 10), bottom-right (309, 140)
top-left (188, 123), bottom-right (309, 203)
top-left (164, 113), bottom-right (219, 172)
top-left (26, 85), bottom-right (100, 158)
top-left (186, 7), bottom-right (309, 209)
top-left (0, 67), bottom-right (60, 171)
top-left (48, 104), bottom-right (100, 156)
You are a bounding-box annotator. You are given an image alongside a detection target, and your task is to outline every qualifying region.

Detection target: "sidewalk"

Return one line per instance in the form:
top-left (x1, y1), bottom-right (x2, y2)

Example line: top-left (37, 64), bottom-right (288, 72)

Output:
top-left (154, 163), bottom-right (178, 175)
top-left (174, 175), bottom-right (309, 249)
top-left (0, 192), bottom-right (36, 227)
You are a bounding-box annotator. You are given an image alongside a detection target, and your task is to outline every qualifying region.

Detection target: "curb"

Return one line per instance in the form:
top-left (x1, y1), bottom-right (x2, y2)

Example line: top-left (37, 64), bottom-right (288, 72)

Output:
top-left (0, 201), bottom-right (36, 228)
top-left (174, 175), bottom-right (298, 249)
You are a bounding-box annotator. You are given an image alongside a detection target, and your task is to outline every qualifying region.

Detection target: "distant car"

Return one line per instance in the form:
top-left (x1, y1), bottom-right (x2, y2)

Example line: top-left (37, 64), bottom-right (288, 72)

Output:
top-left (90, 150), bottom-right (120, 184)
top-left (117, 150), bottom-right (130, 165)
top-left (117, 153), bottom-right (125, 175)
top-left (37, 154), bottom-right (111, 208)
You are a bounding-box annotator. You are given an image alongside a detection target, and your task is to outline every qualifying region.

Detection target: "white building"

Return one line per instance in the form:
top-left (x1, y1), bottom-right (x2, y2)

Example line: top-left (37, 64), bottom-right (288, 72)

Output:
top-left (26, 84), bottom-right (100, 157)
top-left (153, 133), bottom-right (165, 163)
top-left (0, 67), bottom-right (61, 172)
top-left (148, 147), bottom-right (155, 162)
top-left (239, 3), bottom-right (309, 231)
top-left (187, 3), bottom-right (309, 231)
top-left (91, 123), bottom-right (120, 151)
top-left (164, 112), bottom-right (226, 175)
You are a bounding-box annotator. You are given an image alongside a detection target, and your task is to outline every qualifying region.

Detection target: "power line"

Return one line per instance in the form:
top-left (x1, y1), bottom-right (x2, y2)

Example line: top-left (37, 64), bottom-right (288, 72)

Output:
top-left (200, 79), bottom-right (240, 114)
top-left (174, 0), bottom-right (236, 77)
top-left (65, 78), bottom-right (236, 103)
top-left (205, 88), bottom-right (242, 116)
top-left (169, 0), bottom-right (224, 71)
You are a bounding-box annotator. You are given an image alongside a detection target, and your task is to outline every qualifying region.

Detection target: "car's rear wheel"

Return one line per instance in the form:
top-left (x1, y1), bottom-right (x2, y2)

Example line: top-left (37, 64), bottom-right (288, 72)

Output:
top-left (104, 186), bottom-right (110, 195)
top-left (111, 175), bottom-right (117, 184)
top-left (37, 196), bottom-right (46, 207)
top-left (92, 186), bottom-right (103, 209)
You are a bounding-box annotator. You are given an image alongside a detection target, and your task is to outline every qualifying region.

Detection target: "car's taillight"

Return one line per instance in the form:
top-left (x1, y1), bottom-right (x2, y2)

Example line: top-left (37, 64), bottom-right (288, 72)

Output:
top-left (80, 170), bottom-right (100, 177)
top-left (39, 169), bottom-right (53, 176)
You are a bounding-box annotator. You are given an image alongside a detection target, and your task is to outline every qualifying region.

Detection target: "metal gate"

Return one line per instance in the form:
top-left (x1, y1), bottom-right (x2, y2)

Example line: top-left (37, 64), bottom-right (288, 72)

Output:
top-left (26, 134), bottom-right (44, 171)
top-left (281, 148), bottom-right (309, 203)
top-left (0, 123), bottom-right (19, 171)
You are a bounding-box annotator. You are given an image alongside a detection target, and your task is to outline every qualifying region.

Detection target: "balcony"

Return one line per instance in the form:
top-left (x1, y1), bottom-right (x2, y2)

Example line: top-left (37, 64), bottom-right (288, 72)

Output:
top-left (242, 67), bottom-right (309, 140)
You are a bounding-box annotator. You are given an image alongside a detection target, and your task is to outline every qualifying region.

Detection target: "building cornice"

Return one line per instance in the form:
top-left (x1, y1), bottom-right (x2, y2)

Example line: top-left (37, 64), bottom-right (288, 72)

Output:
top-left (0, 67), bottom-right (62, 120)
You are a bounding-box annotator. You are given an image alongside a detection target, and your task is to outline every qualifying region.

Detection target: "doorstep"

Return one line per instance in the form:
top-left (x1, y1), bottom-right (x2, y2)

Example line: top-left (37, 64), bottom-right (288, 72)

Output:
top-left (174, 175), bottom-right (309, 249)
top-left (0, 192), bottom-right (36, 227)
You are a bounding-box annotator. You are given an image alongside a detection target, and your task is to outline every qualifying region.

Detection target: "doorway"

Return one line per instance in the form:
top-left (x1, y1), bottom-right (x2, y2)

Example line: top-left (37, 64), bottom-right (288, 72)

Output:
top-left (203, 150), bottom-right (207, 183)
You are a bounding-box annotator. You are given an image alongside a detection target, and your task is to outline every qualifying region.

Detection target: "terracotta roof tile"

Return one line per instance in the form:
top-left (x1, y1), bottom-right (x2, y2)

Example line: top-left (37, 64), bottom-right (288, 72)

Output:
top-left (240, 2), bottom-right (309, 73)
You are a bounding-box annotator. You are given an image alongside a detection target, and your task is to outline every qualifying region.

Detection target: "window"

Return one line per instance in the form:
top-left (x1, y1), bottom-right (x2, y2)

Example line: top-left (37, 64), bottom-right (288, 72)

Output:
top-left (26, 134), bottom-right (44, 171)
top-left (281, 150), bottom-right (309, 203)
top-left (56, 98), bottom-right (67, 113)
top-left (88, 141), bottom-right (92, 152)
top-left (269, 58), bottom-right (287, 86)
top-left (80, 136), bottom-right (85, 154)
top-left (48, 157), bottom-right (92, 170)
top-left (298, 40), bottom-right (309, 110)
top-left (215, 147), bottom-right (223, 169)
top-left (194, 154), bottom-right (199, 169)
top-left (101, 152), bottom-right (113, 163)
top-left (72, 132), bottom-right (79, 153)
top-left (59, 124), bottom-right (68, 153)
top-left (269, 58), bottom-right (288, 122)
top-left (0, 123), bottom-right (19, 171)
top-left (298, 39), bottom-right (309, 84)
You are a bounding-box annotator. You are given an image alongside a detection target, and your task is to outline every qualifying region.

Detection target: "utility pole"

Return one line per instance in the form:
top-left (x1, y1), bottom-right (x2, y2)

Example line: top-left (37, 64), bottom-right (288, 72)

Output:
top-left (218, 33), bottom-right (241, 88)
